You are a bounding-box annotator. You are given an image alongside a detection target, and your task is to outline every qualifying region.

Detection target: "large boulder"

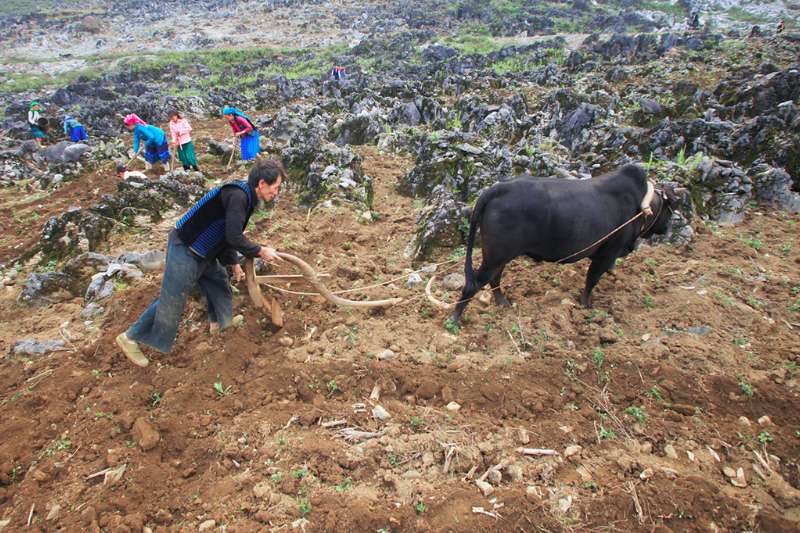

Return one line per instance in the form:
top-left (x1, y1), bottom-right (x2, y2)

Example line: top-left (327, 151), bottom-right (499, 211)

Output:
top-left (405, 187), bottom-right (471, 261)
top-left (750, 164), bottom-right (800, 213)
top-left (40, 208), bottom-right (115, 259)
top-left (692, 157), bottom-right (752, 224)
top-left (286, 142), bottom-right (373, 209)
top-left (17, 271), bottom-right (76, 306)
top-left (331, 113), bottom-right (384, 146)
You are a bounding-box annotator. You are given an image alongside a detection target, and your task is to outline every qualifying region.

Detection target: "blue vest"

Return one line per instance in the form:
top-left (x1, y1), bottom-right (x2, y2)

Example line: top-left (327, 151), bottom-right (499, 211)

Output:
top-left (175, 181), bottom-right (255, 259)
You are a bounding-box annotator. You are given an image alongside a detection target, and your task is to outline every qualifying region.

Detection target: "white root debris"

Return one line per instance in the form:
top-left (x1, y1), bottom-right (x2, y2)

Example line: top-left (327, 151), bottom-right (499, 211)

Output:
top-left (338, 427), bottom-right (381, 443)
top-left (472, 507), bottom-right (502, 519)
top-left (516, 447), bottom-right (559, 456)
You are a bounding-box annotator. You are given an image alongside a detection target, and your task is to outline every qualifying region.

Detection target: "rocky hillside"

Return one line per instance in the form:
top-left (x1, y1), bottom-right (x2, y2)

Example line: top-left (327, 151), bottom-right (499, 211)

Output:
top-left (0, 1), bottom-right (799, 532)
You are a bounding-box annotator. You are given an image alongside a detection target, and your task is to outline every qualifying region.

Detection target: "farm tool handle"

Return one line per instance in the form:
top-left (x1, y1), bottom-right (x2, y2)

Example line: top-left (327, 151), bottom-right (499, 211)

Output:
top-left (227, 136), bottom-right (238, 169)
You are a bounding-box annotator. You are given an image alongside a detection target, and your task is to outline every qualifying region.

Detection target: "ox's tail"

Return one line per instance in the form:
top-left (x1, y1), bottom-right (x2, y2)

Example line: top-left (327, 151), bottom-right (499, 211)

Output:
top-left (463, 189), bottom-right (492, 297)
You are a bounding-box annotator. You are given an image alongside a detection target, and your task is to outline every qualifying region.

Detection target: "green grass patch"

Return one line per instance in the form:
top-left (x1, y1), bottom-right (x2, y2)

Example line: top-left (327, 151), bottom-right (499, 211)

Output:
top-left (443, 33), bottom-right (504, 55)
top-left (640, 1), bottom-right (686, 17)
top-left (726, 7), bottom-right (771, 25)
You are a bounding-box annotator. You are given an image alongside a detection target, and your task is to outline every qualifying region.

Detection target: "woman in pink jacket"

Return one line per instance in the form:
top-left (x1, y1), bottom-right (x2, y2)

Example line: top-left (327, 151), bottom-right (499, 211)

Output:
top-left (168, 110), bottom-right (199, 171)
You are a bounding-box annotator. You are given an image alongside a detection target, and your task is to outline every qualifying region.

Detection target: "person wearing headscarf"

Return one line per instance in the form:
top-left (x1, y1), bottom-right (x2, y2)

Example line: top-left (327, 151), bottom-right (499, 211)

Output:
top-left (28, 101), bottom-right (46, 145)
top-left (124, 114), bottom-right (171, 171)
top-left (64, 114), bottom-right (89, 142)
top-left (168, 110), bottom-right (199, 171)
top-left (222, 106), bottom-right (260, 161)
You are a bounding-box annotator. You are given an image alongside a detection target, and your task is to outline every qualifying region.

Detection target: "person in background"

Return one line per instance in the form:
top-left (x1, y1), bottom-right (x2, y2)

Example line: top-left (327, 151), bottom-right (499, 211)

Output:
top-left (776, 19), bottom-right (785, 34)
top-left (223, 106), bottom-right (260, 161)
top-left (115, 159), bottom-right (286, 367)
top-left (28, 101), bottom-right (46, 146)
top-left (689, 11), bottom-right (700, 30)
top-left (168, 110), bottom-right (199, 172)
top-left (64, 114), bottom-right (89, 142)
top-left (123, 113), bottom-right (171, 171)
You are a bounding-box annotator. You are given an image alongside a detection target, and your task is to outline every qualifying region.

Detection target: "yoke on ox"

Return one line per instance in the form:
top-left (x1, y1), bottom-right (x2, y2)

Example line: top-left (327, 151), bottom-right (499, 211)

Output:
top-left (434, 165), bottom-right (684, 324)
top-left (245, 252), bottom-right (402, 327)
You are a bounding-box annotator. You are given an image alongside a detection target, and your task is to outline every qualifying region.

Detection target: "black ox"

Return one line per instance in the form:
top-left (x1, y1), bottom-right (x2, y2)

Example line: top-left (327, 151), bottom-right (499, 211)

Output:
top-left (448, 165), bottom-right (684, 324)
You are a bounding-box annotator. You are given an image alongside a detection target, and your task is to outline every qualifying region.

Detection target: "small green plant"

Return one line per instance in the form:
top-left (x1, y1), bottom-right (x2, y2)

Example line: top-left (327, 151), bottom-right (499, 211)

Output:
top-left (586, 310), bottom-right (608, 322)
top-left (298, 497), bottom-right (311, 515)
top-left (45, 438), bottom-right (71, 457)
top-left (739, 234), bottom-right (763, 251)
top-left (388, 454), bottom-right (399, 467)
top-left (738, 377), bottom-right (755, 397)
top-left (335, 477), bottom-right (353, 493)
top-left (645, 386), bottom-right (663, 401)
top-left (582, 481), bottom-right (599, 492)
top-left (408, 416), bottom-right (424, 431)
top-left (213, 376), bottom-right (232, 396)
top-left (624, 406), bottom-right (646, 424)
top-left (747, 295), bottom-right (763, 308)
top-left (592, 348), bottom-right (605, 368)
top-left (419, 307), bottom-right (430, 319)
top-left (151, 391), bottom-right (162, 407)
top-left (377, 528), bottom-right (390, 533)
top-left (291, 466), bottom-right (308, 480)
top-left (113, 279), bottom-right (129, 292)
top-left (327, 379), bottom-right (341, 396)
top-left (94, 411), bottom-right (113, 420)
top-left (757, 431), bottom-right (773, 444)
top-left (415, 501), bottom-right (427, 514)
top-left (443, 318), bottom-right (460, 335)
top-left (447, 246), bottom-right (466, 261)
top-left (91, 368), bottom-right (102, 378)
top-left (733, 337), bottom-right (748, 347)
top-left (9, 465), bottom-right (22, 484)
top-left (675, 146), bottom-right (686, 167)
top-left (644, 257), bottom-right (658, 268)
top-left (598, 426), bottom-right (617, 440)
top-left (643, 296), bottom-right (656, 309)
top-left (270, 471), bottom-right (284, 483)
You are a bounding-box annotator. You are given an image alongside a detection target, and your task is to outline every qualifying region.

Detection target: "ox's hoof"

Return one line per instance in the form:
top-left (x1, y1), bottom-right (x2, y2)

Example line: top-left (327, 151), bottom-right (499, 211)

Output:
top-left (447, 312), bottom-right (462, 326)
top-left (494, 293), bottom-right (511, 307)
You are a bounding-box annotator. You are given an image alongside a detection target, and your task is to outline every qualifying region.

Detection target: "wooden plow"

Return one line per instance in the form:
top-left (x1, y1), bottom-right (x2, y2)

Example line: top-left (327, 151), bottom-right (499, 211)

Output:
top-left (244, 253), bottom-right (403, 327)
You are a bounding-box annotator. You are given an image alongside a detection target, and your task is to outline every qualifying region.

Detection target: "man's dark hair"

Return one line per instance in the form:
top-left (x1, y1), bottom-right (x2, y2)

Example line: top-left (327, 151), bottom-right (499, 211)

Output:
top-left (169, 109), bottom-right (181, 119)
top-left (248, 159), bottom-right (287, 189)
top-left (116, 163), bottom-right (127, 173)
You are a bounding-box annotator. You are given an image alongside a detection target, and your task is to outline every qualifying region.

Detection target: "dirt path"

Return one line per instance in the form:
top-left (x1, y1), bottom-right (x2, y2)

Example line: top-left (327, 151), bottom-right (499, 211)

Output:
top-left (0, 125), bottom-right (798, 531)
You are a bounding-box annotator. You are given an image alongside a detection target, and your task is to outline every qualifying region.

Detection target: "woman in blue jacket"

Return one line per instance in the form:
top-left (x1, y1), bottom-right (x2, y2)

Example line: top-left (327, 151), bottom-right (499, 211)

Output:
top-left (64, 115), bottom-right (89, 142)
top-left (124, 114), bottom-right (171, 171)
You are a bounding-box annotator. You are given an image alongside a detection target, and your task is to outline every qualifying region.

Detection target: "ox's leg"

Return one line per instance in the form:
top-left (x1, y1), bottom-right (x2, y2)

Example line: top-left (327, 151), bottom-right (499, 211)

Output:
top-left (580, 253), bottom-right (617, 308)
top-left (489, 263), bottom-right (510, 307)
top-left (449, 263), bottom-right (494, 324)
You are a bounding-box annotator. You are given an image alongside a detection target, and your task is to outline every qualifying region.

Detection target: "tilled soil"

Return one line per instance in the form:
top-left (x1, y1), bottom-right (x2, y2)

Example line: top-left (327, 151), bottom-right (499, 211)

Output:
top-left (0, 137), bottom-right (799, 532)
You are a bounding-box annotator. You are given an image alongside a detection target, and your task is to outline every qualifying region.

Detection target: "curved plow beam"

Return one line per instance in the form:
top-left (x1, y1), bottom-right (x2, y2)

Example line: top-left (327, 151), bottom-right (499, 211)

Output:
top-left (277, 252), bottom-right (402, 308)
top-left (425, 276), bottom-right (455, 310)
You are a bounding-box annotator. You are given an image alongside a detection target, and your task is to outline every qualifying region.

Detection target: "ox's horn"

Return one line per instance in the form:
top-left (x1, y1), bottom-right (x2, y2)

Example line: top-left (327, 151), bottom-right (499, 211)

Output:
top-left (641, 180), bottom-right (655, 215)
top-left (276, 252), bottom-right (402, 308)
top-left (425, 276), bottom-right (455, 310)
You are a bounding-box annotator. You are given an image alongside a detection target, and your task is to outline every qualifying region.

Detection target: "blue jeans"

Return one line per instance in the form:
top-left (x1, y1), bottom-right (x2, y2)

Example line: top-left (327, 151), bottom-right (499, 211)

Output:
top-left (126, 230), bottom-right (233, 353)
